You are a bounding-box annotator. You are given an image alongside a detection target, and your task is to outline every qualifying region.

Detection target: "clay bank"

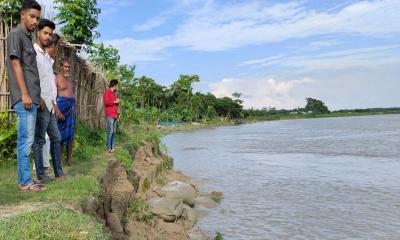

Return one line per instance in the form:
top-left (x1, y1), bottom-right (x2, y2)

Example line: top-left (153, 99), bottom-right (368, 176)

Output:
top-left (83, 141), bottom-right (223, 240)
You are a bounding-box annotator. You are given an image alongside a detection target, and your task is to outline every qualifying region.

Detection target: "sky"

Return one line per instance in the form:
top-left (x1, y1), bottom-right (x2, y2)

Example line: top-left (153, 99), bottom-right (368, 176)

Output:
top-left (41, 0), bottom-right (400, 110)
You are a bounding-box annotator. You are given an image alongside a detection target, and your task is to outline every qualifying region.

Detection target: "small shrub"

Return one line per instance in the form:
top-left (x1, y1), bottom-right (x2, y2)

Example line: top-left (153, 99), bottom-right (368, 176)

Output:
top-left (214, 232), bottom-right (224, 240)
top-left (0, 113), bottom-right (17, 164)
top-left (115, 149), bottom-right (133, 174)
top-left (129, 197), bottom-right (148, 213)
top-left (142, 177), bottom-right (150, 192)
top-left (211, 195), bottom-right (222, 204)
top-left (156, 176), bottom-right (167, 186)
top-left (162, 156), bottom-right (174, 170)
top-left (128, 197), bottom-right (155, 224)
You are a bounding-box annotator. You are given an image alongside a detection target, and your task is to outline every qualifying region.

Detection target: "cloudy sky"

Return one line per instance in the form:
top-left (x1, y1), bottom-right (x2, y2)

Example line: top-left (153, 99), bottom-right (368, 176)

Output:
top-left (41, 0), bottom-right (400, 110)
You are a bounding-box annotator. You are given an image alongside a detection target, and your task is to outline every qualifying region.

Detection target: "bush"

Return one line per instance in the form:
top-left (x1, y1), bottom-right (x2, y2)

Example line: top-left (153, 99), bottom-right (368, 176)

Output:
top-left (128, 197), bottom-right (155, 224)
top-left (0, 113), bottom-right (17, 165)
top-left (115, 148), bottom-right (133, 174)
top-left (214, 232), bottom-right (224, 240)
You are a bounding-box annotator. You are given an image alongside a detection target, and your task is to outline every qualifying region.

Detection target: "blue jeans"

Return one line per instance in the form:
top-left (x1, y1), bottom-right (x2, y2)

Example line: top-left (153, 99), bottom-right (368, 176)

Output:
top-left (14, 101), bottom-right (38, 187)
top-left (33, 106), bottom-right (64, 179)
top-left (106, 117), bottom-right (117, 150)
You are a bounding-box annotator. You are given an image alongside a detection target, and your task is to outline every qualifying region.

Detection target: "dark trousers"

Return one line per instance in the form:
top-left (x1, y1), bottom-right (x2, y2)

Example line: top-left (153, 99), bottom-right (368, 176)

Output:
top-left (33, 107), bottom-right (64, 178)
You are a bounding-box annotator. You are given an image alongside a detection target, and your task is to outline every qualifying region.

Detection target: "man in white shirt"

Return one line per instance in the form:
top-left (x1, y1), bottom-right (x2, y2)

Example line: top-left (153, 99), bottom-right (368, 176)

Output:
top-left (33, 19), bottom-right (65, 183)
top-left (42, 33), bottom-right (61, 170)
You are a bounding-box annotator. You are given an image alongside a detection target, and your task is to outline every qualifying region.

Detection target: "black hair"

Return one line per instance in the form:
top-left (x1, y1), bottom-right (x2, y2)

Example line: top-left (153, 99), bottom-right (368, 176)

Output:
top-left (38, 18), bottom-right (55, 31)
top-left (61, 57), bottom-right (70, 65)
top-left (109, 79), bottom-right (118, 87)
top-left (21, 0), bottom-right (41, 12)
top-left (50, 33), bottom-right (60, 46)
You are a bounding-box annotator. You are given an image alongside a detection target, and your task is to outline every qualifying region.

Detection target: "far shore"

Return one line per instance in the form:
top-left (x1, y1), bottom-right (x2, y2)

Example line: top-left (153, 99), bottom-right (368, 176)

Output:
top-left (158, 111), bottom-right (400, 134)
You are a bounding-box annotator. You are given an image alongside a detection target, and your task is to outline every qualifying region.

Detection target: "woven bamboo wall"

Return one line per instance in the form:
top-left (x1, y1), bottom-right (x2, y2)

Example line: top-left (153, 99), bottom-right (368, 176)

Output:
top-left (0, 20), bottom-right (107, 128)
top-left (0, 20), bottom-right (12, 117)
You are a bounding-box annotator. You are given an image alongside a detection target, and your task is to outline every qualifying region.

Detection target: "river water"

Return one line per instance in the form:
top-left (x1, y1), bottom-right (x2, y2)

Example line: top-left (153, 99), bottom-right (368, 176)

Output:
top-left (162, 115), bottom-right (400, 240)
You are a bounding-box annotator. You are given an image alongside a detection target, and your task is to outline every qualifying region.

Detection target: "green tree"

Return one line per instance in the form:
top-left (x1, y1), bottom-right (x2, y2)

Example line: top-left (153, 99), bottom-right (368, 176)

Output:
top-left (304, 97), bottom-right (329, 114)
top-left (169, 75), bottom-right (200, 121)
top-left (54, 0), bottom-right (101, 45)
top-left (0, 0), bottom-right (22, 24)
top-left (215, 97), bottom-right (243, 119)
top-left (87, 43), bottom-right (120, 78)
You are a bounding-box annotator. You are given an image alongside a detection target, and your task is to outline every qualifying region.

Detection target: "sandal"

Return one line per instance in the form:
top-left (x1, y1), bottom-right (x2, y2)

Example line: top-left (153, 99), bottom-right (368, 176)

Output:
top-left (56, 174), bottom-right (69, 181)
top-left (36, 176), bottom-right (54, 184)
top-left (19, 183), bottom-right (46, 192)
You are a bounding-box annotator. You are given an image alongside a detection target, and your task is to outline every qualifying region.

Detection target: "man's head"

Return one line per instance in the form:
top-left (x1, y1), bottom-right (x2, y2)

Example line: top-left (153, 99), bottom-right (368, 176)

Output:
top-left (109, 79), bottom-right (118, 91)
top-left (47, 33), bottom-right (60, 59)
top-left (60, 58), bottom-right (71, 77)
top-left (21, 0), bottom-right (41, 32)
top-left (37, 19), bottom-right (55, 48)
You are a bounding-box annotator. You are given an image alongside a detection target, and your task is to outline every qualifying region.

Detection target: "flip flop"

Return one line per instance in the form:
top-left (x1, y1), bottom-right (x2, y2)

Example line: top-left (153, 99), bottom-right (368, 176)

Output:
top-left (19, 183), bottom-right (46, 192)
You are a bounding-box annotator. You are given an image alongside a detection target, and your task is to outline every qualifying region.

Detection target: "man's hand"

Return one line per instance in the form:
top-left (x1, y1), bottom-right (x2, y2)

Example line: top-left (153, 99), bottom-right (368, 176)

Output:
top-left (114, 98), bottom-right (120, 104)
top-left (39, 98), bottom-right (46, 111)
top-left (54, 105), bottom-right (65, 121)
top-left (22, 94), bottom-right (33, 109)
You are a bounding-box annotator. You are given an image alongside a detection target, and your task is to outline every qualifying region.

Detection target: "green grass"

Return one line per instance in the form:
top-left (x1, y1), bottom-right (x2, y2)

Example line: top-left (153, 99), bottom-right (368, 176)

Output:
top-left (211, 195), bottom-right (223, 204)
top-left (0, 123), bottom-right (109, 205)
top-left (214, 232), bottom-right (224, 240)
top-left (128, 196), bottom-right (148, 213)
top-left (0, 122), bottom-right (161, 238)
top-left (115, 148), bottom-right (133, 174)
top-left (128, 197), bottom-right (155, 224)
top-left (0, 208), bottom-right (110, 240)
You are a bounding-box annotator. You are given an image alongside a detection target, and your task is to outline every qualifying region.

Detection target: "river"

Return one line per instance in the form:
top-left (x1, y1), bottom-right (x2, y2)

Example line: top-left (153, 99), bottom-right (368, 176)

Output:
top-left (162, 114), bottom-right (400, 240)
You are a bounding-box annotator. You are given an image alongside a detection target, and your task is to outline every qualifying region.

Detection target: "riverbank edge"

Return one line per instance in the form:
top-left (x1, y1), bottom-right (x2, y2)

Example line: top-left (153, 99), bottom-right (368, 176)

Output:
top-left (0, 123), bottom-right (222, 240)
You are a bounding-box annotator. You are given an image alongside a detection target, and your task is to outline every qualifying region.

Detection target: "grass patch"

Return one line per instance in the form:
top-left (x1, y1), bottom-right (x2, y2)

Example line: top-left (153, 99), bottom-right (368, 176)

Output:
top-left (0, 122), bottom-right (108, 205)
top-left (142, 177), bottom-right (150, 192)
top-left (214, 231), bottom-right (224, 240)
top-left (156, 175), bottom-right (167, 186)
top-left (0, 208), bottom-right (110, 240)
top-left (128, 197), bottom-right (148, 213)
top-left (162, 155), bottom-right (173, 170)
top-left (115, 148), bottom-right (133, 174)
top-left (211, 195), bottom-right (222, 204)
top-left (128, 197), bottom-right (155, 224)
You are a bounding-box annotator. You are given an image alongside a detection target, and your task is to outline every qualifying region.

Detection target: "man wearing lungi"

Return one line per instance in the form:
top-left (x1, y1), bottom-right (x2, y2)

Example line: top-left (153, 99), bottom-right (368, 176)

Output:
top-left (56, 58), bottom-right (76, 166)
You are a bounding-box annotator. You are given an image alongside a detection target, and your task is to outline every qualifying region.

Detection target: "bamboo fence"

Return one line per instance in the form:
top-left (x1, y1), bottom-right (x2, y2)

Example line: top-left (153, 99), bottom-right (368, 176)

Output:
top-left (0, 19), bottom-right (107, 128)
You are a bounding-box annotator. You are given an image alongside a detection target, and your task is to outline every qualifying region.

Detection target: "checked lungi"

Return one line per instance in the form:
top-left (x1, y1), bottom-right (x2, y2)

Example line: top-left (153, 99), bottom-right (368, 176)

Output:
top-left (57, 96), bottom-right (76, 145)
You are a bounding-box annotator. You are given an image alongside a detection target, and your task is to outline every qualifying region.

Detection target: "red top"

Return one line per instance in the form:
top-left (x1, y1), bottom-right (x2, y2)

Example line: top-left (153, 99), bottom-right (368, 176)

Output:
top-left (103, 88), bottom-right (119, 119)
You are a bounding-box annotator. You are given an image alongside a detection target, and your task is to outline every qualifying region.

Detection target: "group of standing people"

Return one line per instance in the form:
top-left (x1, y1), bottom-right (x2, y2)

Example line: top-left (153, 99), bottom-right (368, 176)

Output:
top-left (6, 1), bottom-right (76, 192)
top-left (7, 0), bottom-right (121, 192)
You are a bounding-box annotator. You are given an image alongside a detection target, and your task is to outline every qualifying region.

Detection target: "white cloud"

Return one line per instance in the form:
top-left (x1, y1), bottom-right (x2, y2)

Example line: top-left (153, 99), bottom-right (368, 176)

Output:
top-left (173, 0), bottom-right (400, 51)
top-left (238, 55), bottom-right (285, 67)
top-left (308, 39), bottom-right (341, 48)
top-left (105, 37), bottom-right (174, 63)
top-left (209, 78), bottom-right (314, 109)
top-left (133, 16), bottom-right (168, 32)
top-left (240, 45), bottom-right (400, 72)
top-left (108, 0), bottom-right (400, 63)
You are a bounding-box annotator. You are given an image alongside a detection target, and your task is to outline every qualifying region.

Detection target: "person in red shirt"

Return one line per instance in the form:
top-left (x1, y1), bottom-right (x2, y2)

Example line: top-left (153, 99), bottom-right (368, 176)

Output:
top-left (103, 79), bottom-right (120, 153)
